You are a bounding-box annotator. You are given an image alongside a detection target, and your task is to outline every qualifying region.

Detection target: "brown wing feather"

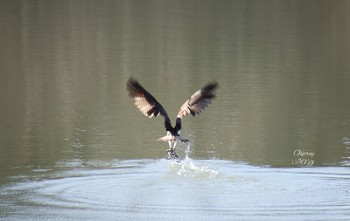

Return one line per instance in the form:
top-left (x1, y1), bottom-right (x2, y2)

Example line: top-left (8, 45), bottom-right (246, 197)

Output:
top-left (127, 77), bottom-right (172, 131)
top-left (177, 81), bottom-right (218, 118)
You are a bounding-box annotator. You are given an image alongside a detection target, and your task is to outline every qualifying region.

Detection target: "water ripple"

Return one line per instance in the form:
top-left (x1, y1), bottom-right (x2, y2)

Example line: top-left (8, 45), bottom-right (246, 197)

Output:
top-left (1, 159), bottom-right (350, 221)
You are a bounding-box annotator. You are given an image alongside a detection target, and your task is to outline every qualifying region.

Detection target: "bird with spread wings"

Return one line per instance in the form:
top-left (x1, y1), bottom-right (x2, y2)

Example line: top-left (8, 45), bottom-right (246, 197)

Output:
top-left (127, 77), bottom-right (218, 159)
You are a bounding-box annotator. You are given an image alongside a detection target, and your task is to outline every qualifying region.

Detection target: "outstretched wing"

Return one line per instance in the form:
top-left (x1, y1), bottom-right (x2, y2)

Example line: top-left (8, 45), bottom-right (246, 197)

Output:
top-left (177, 81), bottom-right (218, 119)
top-left (127, 77), bottom-right (172, 131)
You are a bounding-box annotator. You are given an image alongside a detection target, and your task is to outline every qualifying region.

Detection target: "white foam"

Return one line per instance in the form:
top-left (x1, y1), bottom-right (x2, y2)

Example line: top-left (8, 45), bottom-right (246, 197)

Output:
top-left (167, 156), bottom-right (219, 179)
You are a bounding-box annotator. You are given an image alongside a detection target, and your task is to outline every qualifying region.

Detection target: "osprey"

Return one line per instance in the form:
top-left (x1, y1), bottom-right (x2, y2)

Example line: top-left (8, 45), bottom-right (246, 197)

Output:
top-left (127, 77), bottom-right (218, 159)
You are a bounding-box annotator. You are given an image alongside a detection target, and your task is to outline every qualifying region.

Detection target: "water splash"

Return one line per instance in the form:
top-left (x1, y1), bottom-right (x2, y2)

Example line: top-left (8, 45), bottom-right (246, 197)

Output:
top-left (166, 142), bottom-right (219, 179)
top-left (177, 157), bottom-right (218, 178)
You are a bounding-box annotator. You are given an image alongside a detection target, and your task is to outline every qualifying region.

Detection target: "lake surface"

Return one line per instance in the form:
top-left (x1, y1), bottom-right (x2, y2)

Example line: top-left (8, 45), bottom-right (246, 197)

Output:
top-left (1, 0), bottom-right (350, 220)
top-left (1, 158), bottom-right (350, 221)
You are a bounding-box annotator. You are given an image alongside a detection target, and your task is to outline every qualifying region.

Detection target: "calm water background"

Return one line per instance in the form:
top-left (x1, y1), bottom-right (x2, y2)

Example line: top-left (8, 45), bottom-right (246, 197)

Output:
top-left (1, 0), bottom-right (350, 220)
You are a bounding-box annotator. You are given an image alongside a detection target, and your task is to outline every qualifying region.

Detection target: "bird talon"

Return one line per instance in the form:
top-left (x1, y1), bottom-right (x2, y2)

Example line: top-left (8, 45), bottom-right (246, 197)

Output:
top-left (166, 149), bottom-right (179, 160)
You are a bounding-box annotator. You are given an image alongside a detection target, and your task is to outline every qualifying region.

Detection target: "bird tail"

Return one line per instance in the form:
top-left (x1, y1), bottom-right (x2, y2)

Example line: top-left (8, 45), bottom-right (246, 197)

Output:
top-left (158, 134), bottom-right (189, 143)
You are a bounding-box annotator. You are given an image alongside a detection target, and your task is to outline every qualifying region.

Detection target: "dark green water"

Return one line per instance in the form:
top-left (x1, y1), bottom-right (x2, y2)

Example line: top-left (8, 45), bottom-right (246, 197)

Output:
top-left (0, 1), bottom-right (349, 220)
